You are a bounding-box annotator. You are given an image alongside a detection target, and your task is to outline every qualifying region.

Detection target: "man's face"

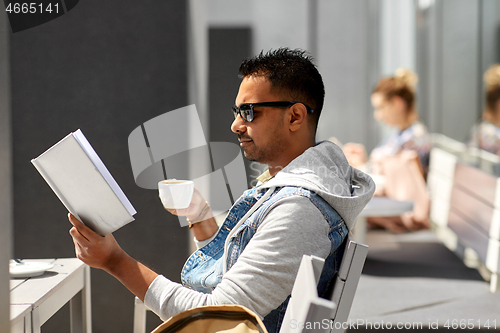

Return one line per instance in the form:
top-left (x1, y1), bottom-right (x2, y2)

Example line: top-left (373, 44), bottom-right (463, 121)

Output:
top-left (231, 76), bottom-right (289, 166)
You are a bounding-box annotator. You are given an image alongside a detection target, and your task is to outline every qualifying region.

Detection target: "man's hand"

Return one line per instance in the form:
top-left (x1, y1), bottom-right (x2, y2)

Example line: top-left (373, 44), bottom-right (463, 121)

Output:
top-left (161, 185), bottom-right (219, 241)
top-left (68, 213), bottom-right (125, 272)
top-left (164, 188), bottom-right (210, 221)
top-left (68, 213), bottom-right (158, 301)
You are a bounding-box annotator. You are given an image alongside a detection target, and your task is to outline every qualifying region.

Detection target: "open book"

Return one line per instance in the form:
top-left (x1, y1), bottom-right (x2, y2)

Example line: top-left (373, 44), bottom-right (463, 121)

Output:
top-left (31, 129), bottom-right (137, 236)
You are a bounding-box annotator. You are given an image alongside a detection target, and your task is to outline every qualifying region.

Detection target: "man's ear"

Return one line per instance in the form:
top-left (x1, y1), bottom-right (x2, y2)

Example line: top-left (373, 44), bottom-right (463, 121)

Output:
top-left (288, 103), bottom-right (308, 132)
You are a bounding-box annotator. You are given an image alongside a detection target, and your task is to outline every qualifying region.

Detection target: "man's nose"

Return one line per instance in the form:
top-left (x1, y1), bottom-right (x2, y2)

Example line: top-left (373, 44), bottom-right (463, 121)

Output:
top-left (231, 114), bottom-right (246, 133)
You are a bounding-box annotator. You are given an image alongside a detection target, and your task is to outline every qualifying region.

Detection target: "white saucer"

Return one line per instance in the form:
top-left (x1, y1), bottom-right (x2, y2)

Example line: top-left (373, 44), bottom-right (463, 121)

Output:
top-left (9, 261), bottom-right (55, 278)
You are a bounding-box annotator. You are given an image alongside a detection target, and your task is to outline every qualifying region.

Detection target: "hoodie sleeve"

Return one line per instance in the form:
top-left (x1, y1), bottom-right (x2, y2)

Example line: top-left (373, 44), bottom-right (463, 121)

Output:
top-left (144, 195), bottom-right (333, 320)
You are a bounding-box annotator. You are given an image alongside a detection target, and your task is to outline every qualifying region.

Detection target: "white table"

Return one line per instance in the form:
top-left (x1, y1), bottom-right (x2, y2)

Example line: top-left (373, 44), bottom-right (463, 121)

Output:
top-left (354, 197), bottom-right (414, 244)
top-left (10, 258), bottom-right (92, 333)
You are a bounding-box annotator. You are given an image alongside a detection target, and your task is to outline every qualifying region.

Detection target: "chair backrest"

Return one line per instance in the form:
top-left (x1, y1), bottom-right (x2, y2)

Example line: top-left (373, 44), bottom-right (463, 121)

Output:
top-left (279, 234), bottom-right (368, 333)
top-left (330, 235), bottom-right (369, 329)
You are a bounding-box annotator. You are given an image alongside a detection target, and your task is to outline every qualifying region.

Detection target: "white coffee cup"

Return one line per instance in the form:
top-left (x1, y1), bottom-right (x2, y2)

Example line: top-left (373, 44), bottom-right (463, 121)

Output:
top-left (158, 180), bottom-right (194, 209)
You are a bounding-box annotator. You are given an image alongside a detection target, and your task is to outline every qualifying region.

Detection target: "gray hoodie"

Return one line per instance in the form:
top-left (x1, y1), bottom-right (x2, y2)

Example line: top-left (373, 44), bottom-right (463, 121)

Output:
top-left (144, 141), bottom-right (375, 320)
top-left (261, 141), bottom-right (375, 230)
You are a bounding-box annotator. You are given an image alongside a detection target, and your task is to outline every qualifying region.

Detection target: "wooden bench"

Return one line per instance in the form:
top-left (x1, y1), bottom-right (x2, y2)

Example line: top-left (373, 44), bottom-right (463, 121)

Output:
top-left (428, 134), bottom-right (500, 292)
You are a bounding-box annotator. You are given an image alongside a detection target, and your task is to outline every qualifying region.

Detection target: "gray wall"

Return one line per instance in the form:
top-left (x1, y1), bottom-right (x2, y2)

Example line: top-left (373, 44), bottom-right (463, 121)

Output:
top-left (316, 0), bottom-right (383, 150)
top-left (441, 0), bottom-right (481, 141)
top-left (380, 0), bottom-right (416, 75)
top-left (208, 27), bottom-right (251, 144)
top-left (417, 0), bottom-right (500, 142)
top-left (208, 27), bottom-right (255, 183)
top-left (0, 7), bottom-right (12, 333)
top-left (10, 2), bottom-right (187, 332)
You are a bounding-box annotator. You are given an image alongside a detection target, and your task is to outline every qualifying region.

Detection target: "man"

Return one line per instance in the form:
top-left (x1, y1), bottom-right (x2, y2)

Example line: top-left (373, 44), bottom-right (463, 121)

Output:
top-left (69, 48), bottom-right (374, 333)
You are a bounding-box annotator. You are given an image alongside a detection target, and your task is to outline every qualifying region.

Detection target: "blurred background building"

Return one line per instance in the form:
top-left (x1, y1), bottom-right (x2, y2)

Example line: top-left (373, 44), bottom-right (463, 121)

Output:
top-left (1, 0), bottom-right (500, 332)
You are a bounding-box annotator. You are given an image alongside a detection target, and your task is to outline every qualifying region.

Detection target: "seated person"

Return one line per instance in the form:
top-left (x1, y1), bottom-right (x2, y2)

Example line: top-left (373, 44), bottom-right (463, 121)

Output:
top-left (468, 64), bottom-right (500, 155)
top-left (68, 48), bottom-right (375, 333)
top-left (343, 68), bottom-right (431, 233)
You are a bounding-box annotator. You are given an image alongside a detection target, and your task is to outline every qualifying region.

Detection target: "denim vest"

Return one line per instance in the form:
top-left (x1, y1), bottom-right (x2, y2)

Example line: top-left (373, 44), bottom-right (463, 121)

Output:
top-left (180, 186), bottom-right (348, 333)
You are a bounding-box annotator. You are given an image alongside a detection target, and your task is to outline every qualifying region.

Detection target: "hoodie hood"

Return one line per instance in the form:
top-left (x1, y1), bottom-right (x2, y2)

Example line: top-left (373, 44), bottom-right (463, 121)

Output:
top-left (258, 141), bottom-right (375, 230)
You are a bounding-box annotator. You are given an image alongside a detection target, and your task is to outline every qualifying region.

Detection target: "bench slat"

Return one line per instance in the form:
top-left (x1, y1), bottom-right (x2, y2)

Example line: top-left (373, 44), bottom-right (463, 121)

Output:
top-left (454, 163), bottom-right (497, 208)
top-left (429, 148), bottom-right (457, 177)
top-left (450, 185), bottom-right (493, 237)
top-left (430, 196), bottom-right (451, 227)
top-left (448, 209), bottom-right (489, 264)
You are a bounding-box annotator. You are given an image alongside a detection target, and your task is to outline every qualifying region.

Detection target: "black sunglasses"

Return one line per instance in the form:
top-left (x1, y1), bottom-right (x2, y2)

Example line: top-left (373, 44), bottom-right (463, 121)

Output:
top-left (232, 101), bottom-right (314, 122)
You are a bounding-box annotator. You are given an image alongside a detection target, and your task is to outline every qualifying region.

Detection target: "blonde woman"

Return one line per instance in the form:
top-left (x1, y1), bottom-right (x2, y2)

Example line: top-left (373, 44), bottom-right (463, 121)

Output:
top-left (344, 69), bottom-right (431, 172)
top-left (343, 68), bottom-right (431, 233)
top-left (468, 64), bottom-right (500, 155)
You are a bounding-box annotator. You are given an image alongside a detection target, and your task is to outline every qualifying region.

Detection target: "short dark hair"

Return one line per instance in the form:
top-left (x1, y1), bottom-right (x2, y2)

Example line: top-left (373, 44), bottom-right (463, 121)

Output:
top-left (239, 48), bottom-right (325, 132)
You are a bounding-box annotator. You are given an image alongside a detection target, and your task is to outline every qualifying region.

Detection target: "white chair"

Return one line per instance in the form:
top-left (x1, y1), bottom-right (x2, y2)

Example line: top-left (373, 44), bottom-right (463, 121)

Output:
top-left (134, 296), bottom-right (148, 333)
top-left (279, 234), bottom-right (369, 333)
top-left (133, 234), bottom-right (368, 333)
